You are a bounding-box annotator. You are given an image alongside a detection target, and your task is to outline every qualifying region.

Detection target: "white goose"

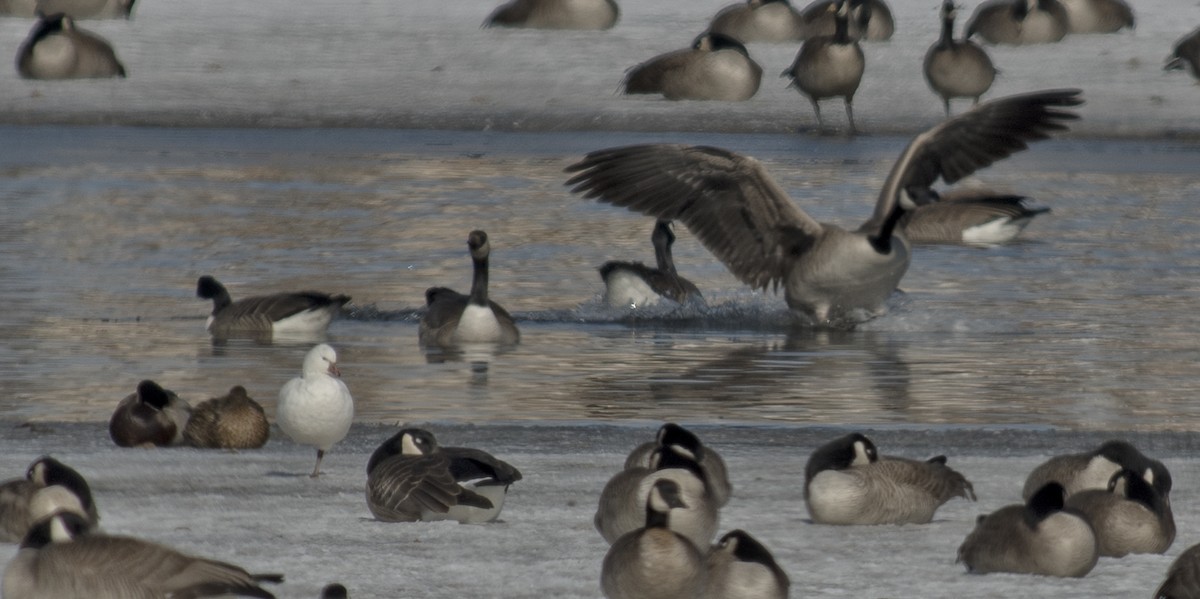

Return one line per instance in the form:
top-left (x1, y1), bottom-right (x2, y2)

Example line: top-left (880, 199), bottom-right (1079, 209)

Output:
top-left (277, 344), bottom-right (355, 478)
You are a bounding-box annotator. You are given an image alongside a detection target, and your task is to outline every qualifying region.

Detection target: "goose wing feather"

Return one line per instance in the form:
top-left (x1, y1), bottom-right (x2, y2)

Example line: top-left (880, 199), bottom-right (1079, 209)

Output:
top-left (367, 454), bottom-right (465, 516)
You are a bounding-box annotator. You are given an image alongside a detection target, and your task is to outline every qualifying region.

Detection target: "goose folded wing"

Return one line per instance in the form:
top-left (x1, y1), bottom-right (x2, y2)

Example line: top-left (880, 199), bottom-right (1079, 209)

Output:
top-left (368, 455), bottom-right (471, 515)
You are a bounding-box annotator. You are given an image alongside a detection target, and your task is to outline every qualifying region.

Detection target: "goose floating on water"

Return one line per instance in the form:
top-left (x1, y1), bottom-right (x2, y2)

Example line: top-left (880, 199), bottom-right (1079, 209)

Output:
top-left (196, 275), bottom-right (350, 338)
top-left (899, 188), bottom-right (1048, 245)
top-left (600, 221), bottom-right (705, 309)
top-left (419, 230), bottom-right (520, 347)
top-left (566, 89), bottom-right (1082, 326)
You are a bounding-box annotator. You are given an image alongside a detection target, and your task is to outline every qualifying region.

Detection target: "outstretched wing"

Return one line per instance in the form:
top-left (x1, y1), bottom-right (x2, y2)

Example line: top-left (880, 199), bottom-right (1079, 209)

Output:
top-left (566, 144), bottom-right (822, 291)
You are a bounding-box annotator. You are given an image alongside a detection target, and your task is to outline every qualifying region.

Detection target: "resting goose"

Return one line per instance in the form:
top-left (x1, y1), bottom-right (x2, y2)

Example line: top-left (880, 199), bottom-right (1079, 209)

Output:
top-left (196, 275), bottom-right (350, 338)
top-left (708, 0), bottom-right (807, 43)
top-left (781, 0), bottom-right (865, 134)
top-left (0, 457), bottom-right (97, 543)
top-left (1066, 468), bottom-right (1175, 557)
top-left (1022, 439), bottom-right (1170, 500)
top-left (419, 230), bottom-right (520, 347)
top-left (565, 89), bottom-right (1082, 326)
top-left (600, 220), bottom-right (705, 309)
top-left (600, 479), bottom-right (706, 599)
top-left (799, 0), bottom-right (895, 41)
top-left (623, 423), bottom-right (730, 507)
top-left (705, 529), bottom-right (790, 599)
top-left (924, 0), bottom-right (997, 116)
top-left (596, 444), bottom-right (719, 549)
top-left (622, 32), bottom-right (762, 102)
top-left (16, 13), bottom-right (125, 80)
top-left (966, 0), bottom-right (1070, 45)
top-left (1156, 543), bottom-right (1200, 599)
top-left (1059, 0), bottom-right (1133, 33)
top-left (1165, 28), bottom-right (1200, 81)
top-left (108, 380), bottom-right (191, 448)
top-left (482, 0), bottom-right (618, 30)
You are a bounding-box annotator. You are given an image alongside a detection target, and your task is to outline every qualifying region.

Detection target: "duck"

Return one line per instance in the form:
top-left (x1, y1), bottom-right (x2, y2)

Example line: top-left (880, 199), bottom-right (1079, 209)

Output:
top-left (16, 12), bottom-right (125, 80)
top-left (1065, 468), bottom-right (1175, 557)
top-left (366, 428), bottom-right (522, 523)
top-left (1165, 28), bottom-right (1200, 81)
top-left (708, 0), bottom-right (807, 43)
top-left (600, 479), bottom-right (707, 599)
top-left (799, 0), bottom-right (895, 41)
top-left (957, 482), bottom-right (1099, 577)
top-left (0, 457), bottom-right (98, 543)
top-left (183, 385), bottom-right (270, 450)
top-left (1022, 439), bottom-right (1170, 500)
top-left (898, 188), bottom-right (1048, 245)
top-left (1155, 542), bottom-right (1200, 599)
top-left (565, 89), bottom-right (1082, 326)
top-left (704, 529), bottom-right (789, 599)
top-left (419, 230), bottom-right (520, 347)
top-left (924, 0), bottom-right (997, 116)
top-left (482, 0), bottom-right (618, 30)
top-left (622, 32), bottom-right (762, 102)
top-left (596, 444), bottom-right (719, 550)
top-left (277, 344), bottom-right (355, 478)
top-left (2, 512), bottom-right (283, 598)
top-left (804, 432), bottom-right (975, 525)
top-left (108, 380), bottom-right (192, 448)
top-left (966, 0), bottom-right (1070, 45)
top-left (624, 423), bottom-right (731, 507)
top-left (1059, 0), bottom-right (1133, 33)
top-left (781, 0), bottom-right (865, 134)
top-left (600, 220), bottom-right (706, 309)
top-left (196, 275), bottom-right (351, 338)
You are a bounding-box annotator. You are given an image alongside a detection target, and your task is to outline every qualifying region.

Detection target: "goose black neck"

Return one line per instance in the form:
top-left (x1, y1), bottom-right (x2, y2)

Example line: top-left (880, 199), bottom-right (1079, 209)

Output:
top-left (868, 205), bottom-right (905, 254)
top-left (938, 9), bottom-right (954, 47)
top-left (834, 4), bottom-right (851, 43)
top-left (469, 254), bottom-right (490, 307)
top-left (652, 221), bottom-right (678, 275)
top-left (645, 503), bottom-right (671, 529)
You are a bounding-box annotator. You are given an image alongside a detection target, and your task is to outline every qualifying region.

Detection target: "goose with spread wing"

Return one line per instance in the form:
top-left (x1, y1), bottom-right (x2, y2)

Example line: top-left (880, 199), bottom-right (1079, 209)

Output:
top-left (565, 89), bottom-right (1081, 325)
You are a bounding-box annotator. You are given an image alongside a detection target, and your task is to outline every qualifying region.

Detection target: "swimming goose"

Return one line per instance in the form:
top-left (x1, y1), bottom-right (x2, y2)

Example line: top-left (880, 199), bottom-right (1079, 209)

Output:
top-left (624, 423), bottom-right (731, 507)
top-left (704, 529), bottom-right (790, 599)
top-left (799, 0), bottom-right (895, 41)
top-left (1155, 542), bottom-right (1200, 599)
top-left (109, 380), bottom-right (192, 448)
top-left (183, 385), bottom-right (270, 449)
top-left (1021, 439), bottom-right (1169, 500)
top-left (804, 432), bottom-right (975, 525)
top-left (966, 0), bottom-right (1069, 45)
top-left (3, 512), bottom-right (283, 598)
top-left (0, 456), bottom-right (97, 543)
top-left (277, 344), bottom-right (355, 478)
top-left (600, 479), bottom-right (707, 599)
top-left (600, 220), bottom-right (706, 309)
top-left (781, 0), bottom-right (864, 134)
top-left (1059, 0), bottom-right (1133, 33)
top-left (1065, 468), bottom-right (1175, 557)
top-left (899, 189), bottom-right (1048, 245)
top-left (196, 275), bottom-right (351, 338)
top-left (957, 482), bottom-right (1099, 577)
top-left (596, 444), bottom-right (719, 550)
top-left (708, 0), bottom-right (807, 43)
top-left (16, 12), bottom-right (125, 80)
top-left (366, 428), bottom-right (522, 523)
top-left (419, 230), bottom-right (520, 347)
top-left (924, 0), bottom-right (997, 116)
top-left (1165, 28), bottom-right (1200, 81)
top-left (565, 89), bottom-right (1082, 326)
top-left (482, 0), bottom-right (619, 30)
top-left (622, 32), bottom-right (762, 102)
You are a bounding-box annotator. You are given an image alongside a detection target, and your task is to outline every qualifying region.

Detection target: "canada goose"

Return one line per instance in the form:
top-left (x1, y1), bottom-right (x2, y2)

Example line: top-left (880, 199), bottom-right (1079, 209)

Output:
top-left (781, 0), bottom-right (865, 134)
top-left (804, 432), bottom-right (975, 525)
top-left (183, 385), bottom-right (270, 450)
top-left (799, 0), bottom-right (895, 41)
top-left (277, 344), bottom-right (355, 478)
top-left (600, 221), bottom-right (706, 309)
top-left (1165, 28), bottom-right (1200, 81)
top-left (1022, 439), bottom-right (1169, 500)
top-left (108, 380), bottom-right (192, 448)
top-left (0, 456), bottom-right (97, 543)
top-left (924, 0), bottom-right (997, 116)
top-left (419, 230), bottom-right (520, 347)
top-left (322, 583), bottom-right (350, 599)
top-left (482, 0), bottom-right (618, 30)
top-left (1155, 542), bottom-right (1200, 599)
top-left (957, 482), bottom-right (1099, 577)
top-left (565, 89), bottom-right (1082, 326)
top-left (596, 444), bottom-right (719, 550)
top-left (966, 0), bottom-right (1069, 45)
top-left (622, 32), bottom-right (762, 102)
top-left (196, 275), bottom-right (351, 338)
top-left (624, 423), bottom-right (731, 507)
top-left (3, 512), bottom-right (283, 598)
top-left (1059, 0), bottom-right (1133, 33)
top-left (0, 0), bottom-right (134, 18)
top-left (1066, 468), bottom-right (1175, 557)
top-left (708, 0), bottom-right (807, 43)
top-left (601, 479), bottom-right (707, 599)
top-left (899, 189), bottom-right (1048, 245)
top-left (704, 529), bottom-right (789, 599)
top-left (366, 428), bottom-right (522, 523)
top-left (16, 12), bottom-right (124, 80)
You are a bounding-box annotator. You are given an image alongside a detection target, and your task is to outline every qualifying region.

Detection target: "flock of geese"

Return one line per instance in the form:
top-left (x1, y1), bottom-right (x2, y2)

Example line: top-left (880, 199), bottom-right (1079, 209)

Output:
top-left (3, 419), bottom-right (1200, 597)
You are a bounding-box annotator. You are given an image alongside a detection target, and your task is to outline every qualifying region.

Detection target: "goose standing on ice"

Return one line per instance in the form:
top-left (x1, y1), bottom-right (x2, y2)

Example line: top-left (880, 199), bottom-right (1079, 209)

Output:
top-left (781, 0), bottom-right (865, 134)
top-left (924, 0), bottom-right (996, 116)
top-left (419, 230), bottom-right (520, 347)
top-left (277, 344), bottom-right (354, 478)
top-left (196, 275), bottom-right (350, 338)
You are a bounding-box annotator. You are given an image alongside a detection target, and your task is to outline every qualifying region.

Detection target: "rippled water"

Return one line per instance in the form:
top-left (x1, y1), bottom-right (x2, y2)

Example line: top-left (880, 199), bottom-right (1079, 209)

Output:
top-left (2, 126), bottom-right (1198, 428)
